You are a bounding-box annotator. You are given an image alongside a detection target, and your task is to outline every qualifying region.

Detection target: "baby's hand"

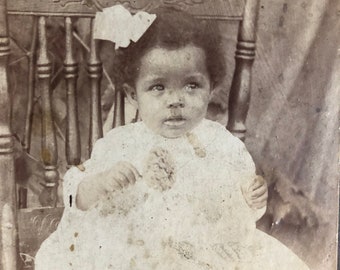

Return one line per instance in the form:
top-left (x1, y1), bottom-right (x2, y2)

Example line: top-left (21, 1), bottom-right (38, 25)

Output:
top-left (241, 175), bottom-right (268, 209)
top-left (102, 161), bottom-right (141, 192)
top-left (76, 161), bottom-right (140, 211)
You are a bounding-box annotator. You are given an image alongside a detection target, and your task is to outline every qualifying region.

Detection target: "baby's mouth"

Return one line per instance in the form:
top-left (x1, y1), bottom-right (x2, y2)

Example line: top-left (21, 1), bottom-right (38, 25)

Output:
top-left (164, 116), bottom-right (186, 127)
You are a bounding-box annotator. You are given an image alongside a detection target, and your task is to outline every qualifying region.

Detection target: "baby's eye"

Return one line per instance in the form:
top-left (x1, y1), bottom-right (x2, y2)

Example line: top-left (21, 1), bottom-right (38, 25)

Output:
top-left (184, 82), bottom-right (199, 90)
top-left (149, 84), bottom-right (165, 92)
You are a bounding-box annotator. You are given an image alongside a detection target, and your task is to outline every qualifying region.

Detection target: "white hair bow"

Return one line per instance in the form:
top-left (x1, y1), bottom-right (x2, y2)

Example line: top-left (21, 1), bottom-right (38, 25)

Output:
top-left (93, 5), bottom-right (157, 49)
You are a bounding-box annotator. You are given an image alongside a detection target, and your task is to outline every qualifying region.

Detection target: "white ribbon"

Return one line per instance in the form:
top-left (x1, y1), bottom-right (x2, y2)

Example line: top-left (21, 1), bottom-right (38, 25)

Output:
top-left (93, 5), bottom-right (157, 49)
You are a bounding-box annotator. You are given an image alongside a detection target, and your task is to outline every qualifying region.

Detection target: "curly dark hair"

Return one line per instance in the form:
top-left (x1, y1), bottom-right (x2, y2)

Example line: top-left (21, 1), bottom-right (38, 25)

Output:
top-left (112, 7), bottom-right (226, 89)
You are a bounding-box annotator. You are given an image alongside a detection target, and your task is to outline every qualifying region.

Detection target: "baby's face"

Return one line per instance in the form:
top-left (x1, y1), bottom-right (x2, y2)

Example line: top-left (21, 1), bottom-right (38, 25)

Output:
top-left (131, 45), bottom-right (212, 138)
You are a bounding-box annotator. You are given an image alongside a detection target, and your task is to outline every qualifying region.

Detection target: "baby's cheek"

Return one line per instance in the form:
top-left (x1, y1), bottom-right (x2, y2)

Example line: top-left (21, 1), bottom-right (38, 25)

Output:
top-left (189, 95), bottom-right (209, 112)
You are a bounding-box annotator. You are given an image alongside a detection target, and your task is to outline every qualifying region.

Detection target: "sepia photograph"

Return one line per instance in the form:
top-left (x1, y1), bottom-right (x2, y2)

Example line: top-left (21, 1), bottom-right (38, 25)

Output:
top-left (0, 0), bottom-right (338, 269)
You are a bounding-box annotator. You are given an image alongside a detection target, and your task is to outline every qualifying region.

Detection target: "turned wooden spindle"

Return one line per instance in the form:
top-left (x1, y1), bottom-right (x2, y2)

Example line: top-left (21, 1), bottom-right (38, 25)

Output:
top-left (87, 18), bottom-right (103, 155)
top-left (112, 88), bottom-right (125, 128)
top-left (37, 16), bottom-right (59, 207)
top-left (22, 17), bottom-right (38, 153)
top-left (0, 0), bottom-right (18, 269)
top-left (227, 0), bottom-right (260, 141)
top-left (64, 17), bottom-right (80, 165)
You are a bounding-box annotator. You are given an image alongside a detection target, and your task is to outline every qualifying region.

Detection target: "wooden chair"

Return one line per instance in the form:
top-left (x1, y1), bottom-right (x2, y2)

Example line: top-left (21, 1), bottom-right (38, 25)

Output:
top-left (0, 0), bottom-right (260, 269)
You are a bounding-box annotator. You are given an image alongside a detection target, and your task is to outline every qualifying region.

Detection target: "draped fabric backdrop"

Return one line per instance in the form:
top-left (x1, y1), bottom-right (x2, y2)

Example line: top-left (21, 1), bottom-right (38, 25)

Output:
top-left (242, 0), bottom-right (339, 269)
top-left (206, 0), bottom-right (339, 269)
top-left (8, 0), bottom-right (339, 269)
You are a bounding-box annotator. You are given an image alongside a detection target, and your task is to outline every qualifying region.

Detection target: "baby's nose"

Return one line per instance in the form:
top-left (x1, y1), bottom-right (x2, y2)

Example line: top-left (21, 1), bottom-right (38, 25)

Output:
top-left (166, 91), bottom-right (184, 108)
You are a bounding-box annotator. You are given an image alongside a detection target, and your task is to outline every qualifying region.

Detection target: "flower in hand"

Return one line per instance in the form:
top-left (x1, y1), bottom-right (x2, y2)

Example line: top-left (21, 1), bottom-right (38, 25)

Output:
top-left (143, 147), bottom-right (176, 191)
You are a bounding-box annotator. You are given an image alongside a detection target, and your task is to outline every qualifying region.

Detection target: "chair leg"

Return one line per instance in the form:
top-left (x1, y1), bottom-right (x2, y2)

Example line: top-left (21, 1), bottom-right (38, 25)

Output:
top-left (18, 187), bottom-right (27, 209)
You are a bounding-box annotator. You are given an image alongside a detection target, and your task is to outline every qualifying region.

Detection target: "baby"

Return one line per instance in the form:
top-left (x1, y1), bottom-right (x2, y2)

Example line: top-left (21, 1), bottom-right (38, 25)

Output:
top-left (35, 6), bottom-right (309, 270)
top-left (76, 7), bottom-right (267, 213)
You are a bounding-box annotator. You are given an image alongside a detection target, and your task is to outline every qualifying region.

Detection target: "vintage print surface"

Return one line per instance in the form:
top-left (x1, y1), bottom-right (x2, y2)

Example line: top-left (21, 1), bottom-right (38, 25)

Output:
top-left (0, 0), bottom-right (338, 269)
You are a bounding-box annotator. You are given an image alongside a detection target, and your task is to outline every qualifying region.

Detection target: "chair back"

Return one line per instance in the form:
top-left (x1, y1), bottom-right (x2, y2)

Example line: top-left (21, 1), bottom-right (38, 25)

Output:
top-left (0, 0), bottom-right (260, 268)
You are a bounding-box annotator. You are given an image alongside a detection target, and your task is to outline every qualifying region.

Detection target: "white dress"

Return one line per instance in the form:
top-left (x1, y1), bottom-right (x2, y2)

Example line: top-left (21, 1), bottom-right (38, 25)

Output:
top-left (35, 119), bottom-right (309, 270)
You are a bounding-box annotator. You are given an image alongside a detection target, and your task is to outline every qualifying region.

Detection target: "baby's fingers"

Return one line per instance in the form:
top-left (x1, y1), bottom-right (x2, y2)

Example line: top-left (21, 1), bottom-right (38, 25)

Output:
top-left (252, 191), bottom-right (268, 202)
top-left (251, 185), bottom-right (267, 199)
top-left (106, 175), bottom-right (124, 192)
top-left (114, 171), bottom-right (130, 188)
top-left (252, 201), bottom-right (267, 209)
top-left (251, 193), bottom-right (268, 208)
top-left (120, 162), bottom-right (141, 184)
top-left (250, 176), bottom-right (266, 190)
top-left (251, 188), bottom-right (268, 209)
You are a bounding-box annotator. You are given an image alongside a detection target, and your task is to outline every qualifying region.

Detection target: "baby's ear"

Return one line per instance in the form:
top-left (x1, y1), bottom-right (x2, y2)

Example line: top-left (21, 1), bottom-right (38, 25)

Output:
top-left (123, 83), bottom-right (138, 109)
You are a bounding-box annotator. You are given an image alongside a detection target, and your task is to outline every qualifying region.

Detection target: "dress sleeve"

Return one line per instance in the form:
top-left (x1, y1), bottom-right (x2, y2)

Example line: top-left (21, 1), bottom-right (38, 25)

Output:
top-left (211, 122), bottom-right (266, 221)
top-left (53, 136), bottom-right (114, 248)
top-left (62, 125), bottom-right (131, 214)
top-left (39, 125), bottom-right (139, 263)
top-left (62, 137), bottom-right (108, 214)
top-left (229, 136), bottom-right (266, 220)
